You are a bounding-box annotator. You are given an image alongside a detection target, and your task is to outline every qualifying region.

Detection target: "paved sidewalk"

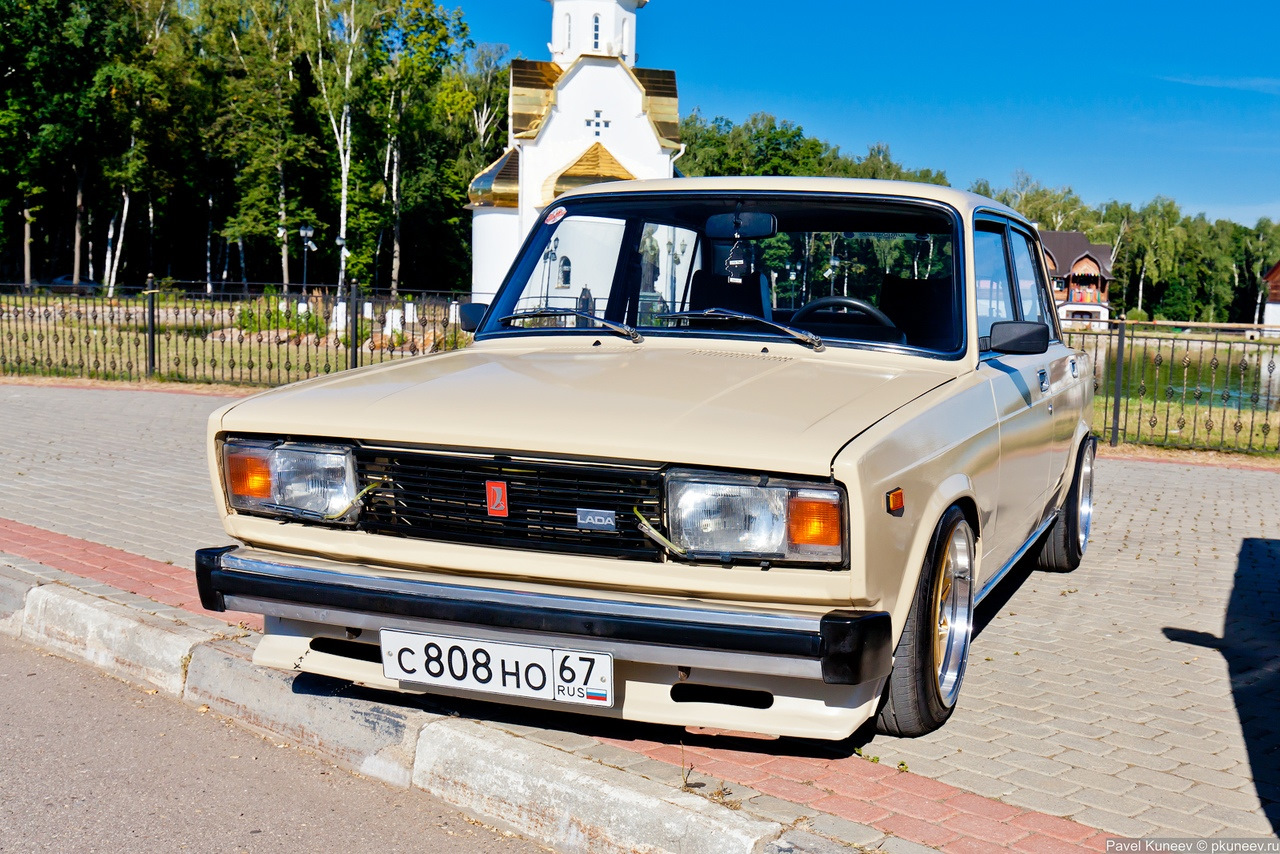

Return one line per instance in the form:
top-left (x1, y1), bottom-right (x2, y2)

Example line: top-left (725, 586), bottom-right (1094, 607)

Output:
top-left (2, 383), bottom-right (1277, 849)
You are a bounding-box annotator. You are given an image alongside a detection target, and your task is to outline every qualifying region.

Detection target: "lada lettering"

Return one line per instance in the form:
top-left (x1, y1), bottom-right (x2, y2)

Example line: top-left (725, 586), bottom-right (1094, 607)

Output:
top-left (575, 509), bottom-right (616, 531)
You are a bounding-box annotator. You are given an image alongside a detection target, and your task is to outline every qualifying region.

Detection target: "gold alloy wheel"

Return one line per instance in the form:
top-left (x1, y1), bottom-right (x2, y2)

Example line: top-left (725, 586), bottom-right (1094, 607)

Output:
top-left (931, 519), bottom-right (975, 708)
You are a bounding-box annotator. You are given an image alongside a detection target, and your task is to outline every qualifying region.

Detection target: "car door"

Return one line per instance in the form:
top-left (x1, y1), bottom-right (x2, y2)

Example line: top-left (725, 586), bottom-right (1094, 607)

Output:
top-left (973, 219), bottom-right (1054, 575)
top-left (1009, 225), bottom-right (1079, 495)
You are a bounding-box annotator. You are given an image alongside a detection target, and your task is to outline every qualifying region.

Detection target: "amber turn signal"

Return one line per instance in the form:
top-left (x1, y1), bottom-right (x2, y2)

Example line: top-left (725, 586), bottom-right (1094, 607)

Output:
top-left (788, 497), bottom-right (842, 547)
top-left (886, 488), bottom-right (905, 513)
top-left (228, 453), bottom-right (272, 500)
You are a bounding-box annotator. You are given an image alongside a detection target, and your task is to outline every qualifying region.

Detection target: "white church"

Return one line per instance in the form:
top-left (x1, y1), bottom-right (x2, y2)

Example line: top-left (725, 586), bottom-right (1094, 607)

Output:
top-left (467, 0), bottom-right (683, 302)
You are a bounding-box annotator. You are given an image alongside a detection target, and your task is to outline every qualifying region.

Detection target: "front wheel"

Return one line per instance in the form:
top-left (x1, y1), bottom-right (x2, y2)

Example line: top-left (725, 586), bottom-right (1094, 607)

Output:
top-left (1036, 436), bottom-right (1096, 572)
top-left (875, 506), bottom-right (976, 737)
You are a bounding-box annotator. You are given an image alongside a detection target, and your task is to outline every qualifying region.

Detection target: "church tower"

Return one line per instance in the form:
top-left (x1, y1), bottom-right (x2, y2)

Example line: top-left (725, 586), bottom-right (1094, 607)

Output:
top-left (467, 0), bottom-right (682, 302)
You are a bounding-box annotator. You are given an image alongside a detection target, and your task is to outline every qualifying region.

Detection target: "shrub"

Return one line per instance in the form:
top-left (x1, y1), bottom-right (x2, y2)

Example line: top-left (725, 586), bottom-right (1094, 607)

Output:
top-left (1125, 308), bottom-right (1150, 322)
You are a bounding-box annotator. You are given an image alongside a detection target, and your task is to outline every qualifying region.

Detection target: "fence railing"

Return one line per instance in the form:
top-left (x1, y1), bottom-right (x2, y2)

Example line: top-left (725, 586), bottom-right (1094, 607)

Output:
top-left (0, 290), bottom-right (472, 386)
top-left (4, 292), bottom-right (1279, 455)
top-left (1064, 320), bottom-right (1280, 455)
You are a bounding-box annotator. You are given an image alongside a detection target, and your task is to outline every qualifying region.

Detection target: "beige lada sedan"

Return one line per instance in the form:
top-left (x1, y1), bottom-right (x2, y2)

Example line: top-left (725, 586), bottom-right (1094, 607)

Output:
top-left (196, 178), bottom-right (1095, 741)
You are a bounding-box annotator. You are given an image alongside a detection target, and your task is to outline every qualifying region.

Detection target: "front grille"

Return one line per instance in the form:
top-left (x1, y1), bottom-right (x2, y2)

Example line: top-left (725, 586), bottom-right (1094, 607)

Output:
top-left (353, 448), bottom-right (664, 561)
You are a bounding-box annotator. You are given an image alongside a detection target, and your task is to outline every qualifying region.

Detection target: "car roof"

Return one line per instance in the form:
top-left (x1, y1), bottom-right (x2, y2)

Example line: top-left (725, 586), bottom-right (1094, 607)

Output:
top-left (556, 176), bottom-right (1026, 225)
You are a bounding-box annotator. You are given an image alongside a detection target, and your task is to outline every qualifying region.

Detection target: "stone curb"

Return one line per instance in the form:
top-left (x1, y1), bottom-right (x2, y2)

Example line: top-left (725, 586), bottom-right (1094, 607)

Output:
top-left (0, 557), bottom-right (804, 854)
top-left (413, 717), bottom-right (782, 854)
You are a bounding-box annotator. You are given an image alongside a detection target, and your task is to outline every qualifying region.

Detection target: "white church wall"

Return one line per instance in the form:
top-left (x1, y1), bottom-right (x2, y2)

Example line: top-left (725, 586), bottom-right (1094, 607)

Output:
top-left (549, 0), bottom-right (642, 68)
top-left (471, 208), bottom-right (524, 304)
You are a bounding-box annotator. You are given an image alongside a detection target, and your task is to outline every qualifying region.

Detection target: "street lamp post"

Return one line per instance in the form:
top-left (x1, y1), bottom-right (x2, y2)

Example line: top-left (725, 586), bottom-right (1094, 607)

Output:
top-left (299, 225), bottom-right (316, 287)
top-left (666, 237), bottom-right (687, 308)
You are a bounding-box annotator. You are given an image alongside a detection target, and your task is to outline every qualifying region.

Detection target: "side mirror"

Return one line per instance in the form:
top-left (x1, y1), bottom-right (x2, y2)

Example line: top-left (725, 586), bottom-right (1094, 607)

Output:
top-left (458, 302), bottom-right (488, 332)
top-left (988, 320), bottom-right (1049, 355)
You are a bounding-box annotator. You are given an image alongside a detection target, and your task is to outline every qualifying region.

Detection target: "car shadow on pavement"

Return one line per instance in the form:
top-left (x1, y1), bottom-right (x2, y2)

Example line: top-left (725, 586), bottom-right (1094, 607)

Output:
top-left (1163, 537), bottom-right (1279, 836)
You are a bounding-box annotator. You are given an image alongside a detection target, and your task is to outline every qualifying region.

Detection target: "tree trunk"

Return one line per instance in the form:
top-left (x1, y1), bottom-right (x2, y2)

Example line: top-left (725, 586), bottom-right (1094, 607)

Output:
top-left (390, 136), bottom-right (401, 298)
top-left (206, 192), bottom-right (214, 294)
top-left (103, 210), bottom-right (118, 297)
top-left (87, 210), bottom-right (95, 282)
top-left (22, 204), bottom-right (33, 292)
top-left (106, 188), bottom-right (130, 297)
top-left (73, 169), bottom-right (85, 285)
top-left (336, 102), bottom-right (351, 292)
top-left (238, 238), bottom-right (247, 290)
top-left (1136, 256), bottom-right (1147, 314)
top-left (278, 162), bottom-right (290, 292)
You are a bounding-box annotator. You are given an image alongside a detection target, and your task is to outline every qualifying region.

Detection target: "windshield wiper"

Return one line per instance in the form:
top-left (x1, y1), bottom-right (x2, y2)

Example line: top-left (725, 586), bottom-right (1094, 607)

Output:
top-left (498, 308), bottom-right (644, 344)
top-left (658, 308), bottom-right (824, 351)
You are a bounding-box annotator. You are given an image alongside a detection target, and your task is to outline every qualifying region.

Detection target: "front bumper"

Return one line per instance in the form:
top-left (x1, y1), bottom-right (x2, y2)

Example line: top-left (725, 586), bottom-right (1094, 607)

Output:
top-left (196, 546), bottom-right (892, 685)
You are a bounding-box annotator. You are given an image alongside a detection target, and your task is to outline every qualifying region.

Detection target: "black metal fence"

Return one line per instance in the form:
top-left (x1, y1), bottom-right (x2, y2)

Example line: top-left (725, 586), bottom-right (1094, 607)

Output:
top-left (1064, 321), bottom-right (1280, 455)
top-left (4, 289), bottom-right (1279, 455)
top-left (0, 288), bottom-right (472, 386)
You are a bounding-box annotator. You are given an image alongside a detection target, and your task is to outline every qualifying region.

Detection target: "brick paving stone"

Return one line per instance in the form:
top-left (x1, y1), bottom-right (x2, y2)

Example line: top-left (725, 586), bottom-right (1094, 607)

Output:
top-left (1181, 782), bottom-right (1263, 811)
top-left (808, 794), bottom-right (891, 826)
top-left (1010, 833), bottom-right (1091, 854)
top-left (1191, 803), bottom-right (1276, 836)
top-left (1171, 764), bottom-right (1253, 791)
top-left (1003, 770), bottom-right (1083, 798)
top-left (1051, 750), bottom-right (1130, 777)
top-left (1114, 765), bottom-right (1195, 793)
top-left (1008, 812), bottom-right (1096, 843)
top-left (940, 813), bottom-right (1031, 846)
top-left (873, 814), bottom-right (961, 849)
top-left (872, 791), bottom-right (959, 824)
top-left (945, 793), bottom-right (1022, 822)
top-left (814, 772), bottom-right (899, 802)
top-left (741, 793), bottom-right (818, 825)
top-left (880, 772), bottom-right (965, 802)
top-left (1057, 767), bottom-right (1138, 797)
top-left (753, 776), bottom-right (828, 805)
top-left (935, 770), bottom-right (1018, 801)
top-left (1135, 806), bottom-right (1225, 836)
top-left (1066, 787), bottom-right (1153, 818)
top-left (877, 837), bottom-right (944, 854)
top-left (942, 839), bottom-right (1007, 854)
top-left (803, 815), bottom-right (886, 848)
top-left (760, 756), bottom-right (832, 783)
top-left (1000, 789), bottom-right (1081, 818)
top-left (1067, 808), bottom-right (1157, 838)
top-left (695, 757), bottom-right (772, 786)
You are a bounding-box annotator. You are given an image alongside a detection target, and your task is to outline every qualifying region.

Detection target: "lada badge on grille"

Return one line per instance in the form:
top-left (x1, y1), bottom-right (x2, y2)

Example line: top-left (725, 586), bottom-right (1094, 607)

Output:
top-left (485, 481), bottom-right (509, 517)
top-left (576, 509), bottom-right (616, 532)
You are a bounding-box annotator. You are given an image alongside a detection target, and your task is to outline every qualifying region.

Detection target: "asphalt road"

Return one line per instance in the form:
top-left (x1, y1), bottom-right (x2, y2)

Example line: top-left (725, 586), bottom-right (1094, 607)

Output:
top-left (0, 634), bottom-right (546, 854)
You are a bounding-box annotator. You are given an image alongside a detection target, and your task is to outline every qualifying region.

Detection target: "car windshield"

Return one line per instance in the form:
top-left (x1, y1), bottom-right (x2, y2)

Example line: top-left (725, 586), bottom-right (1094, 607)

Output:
top-left (483, 194), bottom-right (963, 355)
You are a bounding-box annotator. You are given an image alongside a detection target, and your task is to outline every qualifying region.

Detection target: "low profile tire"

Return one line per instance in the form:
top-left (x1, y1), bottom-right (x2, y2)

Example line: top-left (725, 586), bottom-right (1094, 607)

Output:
top-left (1036, 436), bottom-right (1096, 572)
top-left (875, 506), bottom-right (976, 737)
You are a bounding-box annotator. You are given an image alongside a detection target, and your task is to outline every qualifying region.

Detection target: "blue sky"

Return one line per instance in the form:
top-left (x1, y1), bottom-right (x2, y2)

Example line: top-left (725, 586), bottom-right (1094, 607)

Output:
top-left (457, 0), bottom-right (1280, 226)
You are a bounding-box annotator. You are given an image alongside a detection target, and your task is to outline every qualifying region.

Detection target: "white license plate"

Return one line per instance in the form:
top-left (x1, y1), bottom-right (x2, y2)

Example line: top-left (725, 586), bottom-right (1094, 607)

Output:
top-left (379, 629), bottom-right (614, 708)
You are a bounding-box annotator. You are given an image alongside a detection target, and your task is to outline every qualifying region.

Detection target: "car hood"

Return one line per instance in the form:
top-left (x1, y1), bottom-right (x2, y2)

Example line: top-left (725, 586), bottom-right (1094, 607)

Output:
top-left (217, 341), bottom-right (954, 476)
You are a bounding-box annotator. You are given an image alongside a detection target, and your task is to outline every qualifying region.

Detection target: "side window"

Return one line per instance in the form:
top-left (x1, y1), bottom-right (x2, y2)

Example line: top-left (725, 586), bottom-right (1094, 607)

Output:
top-left (974, 227), bottom-right (1014, 341)
top-left (1010, 231), bottom-right (1046, 326)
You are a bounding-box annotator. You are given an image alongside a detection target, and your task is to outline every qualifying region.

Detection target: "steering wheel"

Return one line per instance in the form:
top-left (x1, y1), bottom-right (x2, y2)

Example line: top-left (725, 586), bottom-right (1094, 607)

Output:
top-left (790, 296), bottom-right (896, 328)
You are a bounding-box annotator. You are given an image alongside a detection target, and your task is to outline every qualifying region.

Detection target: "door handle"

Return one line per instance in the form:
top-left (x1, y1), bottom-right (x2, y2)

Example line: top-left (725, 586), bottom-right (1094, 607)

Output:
top-left (1069, 358), bottom-right (1079, 379)
top-left (1038, 370), bottom-right (1049, 393)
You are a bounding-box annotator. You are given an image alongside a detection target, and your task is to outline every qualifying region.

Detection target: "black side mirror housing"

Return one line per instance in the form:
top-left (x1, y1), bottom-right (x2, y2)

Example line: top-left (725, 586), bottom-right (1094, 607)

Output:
top-left (459, 302), bottom-right (488, 333)
top-left (988, 320), bottom-right (1049, 355)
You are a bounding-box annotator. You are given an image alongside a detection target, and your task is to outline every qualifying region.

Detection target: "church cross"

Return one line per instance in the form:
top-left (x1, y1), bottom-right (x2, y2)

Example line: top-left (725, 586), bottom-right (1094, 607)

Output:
top-left (584, 109), bottom-right (612, 137)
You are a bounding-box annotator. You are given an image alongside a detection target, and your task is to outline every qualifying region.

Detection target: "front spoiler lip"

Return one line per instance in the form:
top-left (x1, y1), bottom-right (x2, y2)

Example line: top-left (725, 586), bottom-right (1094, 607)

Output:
top-left (196, 546), bottom-right (892, 685)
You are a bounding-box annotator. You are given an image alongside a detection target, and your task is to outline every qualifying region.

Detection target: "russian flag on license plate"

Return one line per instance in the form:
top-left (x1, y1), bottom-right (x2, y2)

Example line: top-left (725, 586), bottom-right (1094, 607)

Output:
top-left (586, 688), bottom-right (608, 703)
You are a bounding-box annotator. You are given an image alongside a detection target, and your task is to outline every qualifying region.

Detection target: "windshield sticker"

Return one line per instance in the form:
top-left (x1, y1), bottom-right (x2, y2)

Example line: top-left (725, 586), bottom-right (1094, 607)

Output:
top-left (544, 207), bottom-right (567, 225)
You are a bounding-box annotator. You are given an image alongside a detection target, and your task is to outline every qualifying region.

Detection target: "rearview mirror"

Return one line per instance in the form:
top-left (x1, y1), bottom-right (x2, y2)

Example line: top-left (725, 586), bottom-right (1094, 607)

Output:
top-left (706, 212), bottom-right (777, 240)
top-left (459, 302), bottom-right (487, 332)
top-left (988, 320), bottom-right (1049, 355)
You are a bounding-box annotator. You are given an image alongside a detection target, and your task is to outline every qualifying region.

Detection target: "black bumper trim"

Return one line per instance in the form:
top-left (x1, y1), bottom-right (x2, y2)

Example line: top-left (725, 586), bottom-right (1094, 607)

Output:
top-left (195, 547), bottom-right (893, 684)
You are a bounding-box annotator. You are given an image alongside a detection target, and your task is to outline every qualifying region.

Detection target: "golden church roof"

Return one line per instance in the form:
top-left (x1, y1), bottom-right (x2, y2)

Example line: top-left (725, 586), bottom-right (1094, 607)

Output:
top-left (541, 142), bottom-right (635, 205)
top-left (467, 147), bottom-right (520, 208)
top-left (508, 57), bottom-right (680, 147)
